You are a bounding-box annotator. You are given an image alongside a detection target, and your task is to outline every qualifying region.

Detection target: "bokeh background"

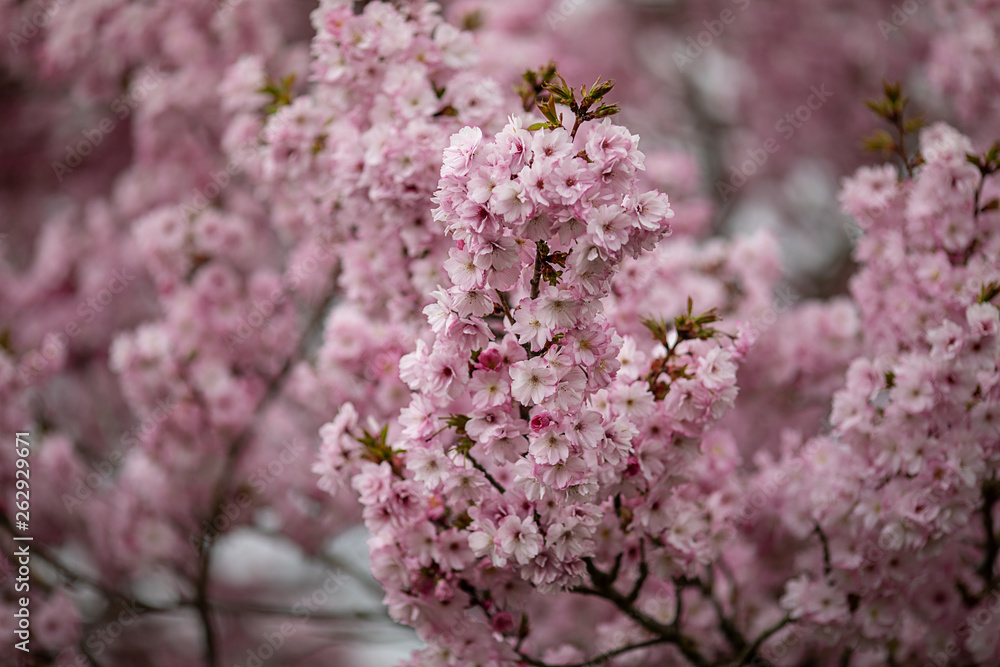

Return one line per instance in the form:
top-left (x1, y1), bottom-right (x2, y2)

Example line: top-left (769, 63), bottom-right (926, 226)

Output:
top-left (1, 0), bottom-right (997, 665)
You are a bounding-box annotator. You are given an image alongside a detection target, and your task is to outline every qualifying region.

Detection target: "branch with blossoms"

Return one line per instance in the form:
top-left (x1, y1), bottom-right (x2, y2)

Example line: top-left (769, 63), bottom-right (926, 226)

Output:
top-left (315, 69), bottom-right (799, 667)
top-left (739, 90), bottom-right (1000, 665)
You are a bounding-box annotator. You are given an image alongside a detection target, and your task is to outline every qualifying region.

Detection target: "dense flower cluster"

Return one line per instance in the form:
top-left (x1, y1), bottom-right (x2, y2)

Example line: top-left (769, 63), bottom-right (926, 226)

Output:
top-left (245, 0), bottom-right (509, 320)
top-left (741, 123), bottom-right (1000, 665)
top-left (3, 0), bottom-right (1000, 666)
top-left (315, 111), bottom-right (772, 665)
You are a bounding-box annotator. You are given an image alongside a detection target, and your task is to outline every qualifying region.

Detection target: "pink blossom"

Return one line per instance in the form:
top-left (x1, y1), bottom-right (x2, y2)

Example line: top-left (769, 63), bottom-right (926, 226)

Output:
top-left (509, 357), bottom-right (558, 405)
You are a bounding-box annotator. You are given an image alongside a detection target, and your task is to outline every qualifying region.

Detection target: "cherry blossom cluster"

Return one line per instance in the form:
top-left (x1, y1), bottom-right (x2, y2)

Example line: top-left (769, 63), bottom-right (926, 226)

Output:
top-left (0, 0), bottom-right (368, 663)
top-left (740, 121), bottom-right (1000, 665)
top-left (314, 104), bottom-right (788, 664)
top-left (239, 0), bottom-right (510, 321)
top-left (5, 0), bottom-right (1000, 665)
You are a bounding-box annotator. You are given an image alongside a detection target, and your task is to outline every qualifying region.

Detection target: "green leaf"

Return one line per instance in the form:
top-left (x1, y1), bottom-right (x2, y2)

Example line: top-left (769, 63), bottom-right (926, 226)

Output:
top-left (445, 414), bottom-right (471, 433)
top-left (862, 129), bottom-right (896, 156)
top-left (640, 315), bottom-right (671, 345)
top-left (979, 281), bottom-right (1000, 304)
top-left (593, 103), bottom-right (621, 119)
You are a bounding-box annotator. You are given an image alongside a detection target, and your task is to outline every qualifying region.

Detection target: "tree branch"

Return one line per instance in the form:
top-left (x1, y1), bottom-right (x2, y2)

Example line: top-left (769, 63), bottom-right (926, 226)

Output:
top-left (517, 637), bottom-right (669, 667)
top-left (571, 560), bottom-right (712, 667)
top-left (529, 243), bottom-right (544, 300)
top-left (736, 615), bottom-right (792, 666)
top-left (466, 453), bottom-right (506, 494)
top-left (193, 293), bottom-right (335, 666)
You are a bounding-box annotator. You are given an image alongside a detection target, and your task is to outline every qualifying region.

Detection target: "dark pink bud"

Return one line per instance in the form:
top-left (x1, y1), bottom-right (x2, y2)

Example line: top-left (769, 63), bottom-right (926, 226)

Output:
top-left (624, 456), bottom-right (641, 477)
top-left (491, 611), bottom-right (516, 635)
top-left (530, 413), bottom-right (553, 432)
top-left (478, 348), bottom-right (503, 370)
top-left (434, 579), bottom-right (454, 603)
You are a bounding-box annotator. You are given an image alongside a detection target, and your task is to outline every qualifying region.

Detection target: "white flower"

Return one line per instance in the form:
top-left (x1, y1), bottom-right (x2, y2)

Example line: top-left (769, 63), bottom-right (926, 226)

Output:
top-left (494, 515), bottom-right (542, 566)
top-left (509, 357), bottom-right (558, 405)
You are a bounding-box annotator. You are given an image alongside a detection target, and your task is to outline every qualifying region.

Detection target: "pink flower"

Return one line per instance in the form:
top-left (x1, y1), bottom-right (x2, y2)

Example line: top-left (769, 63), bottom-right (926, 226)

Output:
top-left (472, 349), bottom-right (500, 374)
top-left (509, 304), bottom-right (552, 352)
top-left (695, 347), bottom-right (737, 390)
top-left (352, 462), bottom-right (394, 504)
top-left (585, 120), bottom-right (638, 168)
top-left (624, 190), bottom-right (674, 231)
top-left (566, 410), bottom-right (604, 449)
top-left (536, 289), bottom-right (580, 330)
top-left (406, 448), bottom-right (452, 489)
top-left (436, 528), bottom-right (475, 571)
top-left (468, 517), bottom-right (499, 564)
top-left (492, 179), bottom-right (533, 223)
top-left (892, 356), bottom-right (935, 414)
top-left (469, 369), bottom-right (511, 409)
top-left (780, 575), bottom-right (849, 624)
top-left (529, 412), bottom-right (555, 432)
top-left (509, 357), bottom-right (558, 405)
top-left (966, 302), bottom-right (999, 337)
top-left (551, 159), bottom-right (596, 204)
top-left (520, 162), bottom-right (556, 207)
top-left (443, 247), bottom-right (484, 291)
top-left (494, 515), bottom-right (543, 566)
top-left (586, 204), bottom-right (632, 253)
top-left (496, 116), bottom-right (532, 170)
top-left (466, 407), bottom-right (510, 443)
top-left (451, 286), bottom-right (494, 318)
top-left (529, 429), bottom-right (571, 465)
top-left (442, 126), bottom-right (483, 176)
top-left (531, 127), bottom-right (572, 162)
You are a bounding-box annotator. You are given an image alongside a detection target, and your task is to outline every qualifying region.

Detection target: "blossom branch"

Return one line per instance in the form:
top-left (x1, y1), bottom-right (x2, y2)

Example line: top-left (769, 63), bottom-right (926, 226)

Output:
top-left (516, 637), bottom-right (670, 667)
top-left (194, 293), bottom-right (335, 666)
top-left (572, 559), bottom-right (712, 667)
top-left (529, 243), bottom-right (544, 300)
top-left (735, 615), bottom-right (793, 666)
top-left (978, 476), bottom-right (1000, 591)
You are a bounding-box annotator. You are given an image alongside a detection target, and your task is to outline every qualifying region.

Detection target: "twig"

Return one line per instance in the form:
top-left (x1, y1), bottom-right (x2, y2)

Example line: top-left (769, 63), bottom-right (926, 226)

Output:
top-left (193, 293), bottom-right (335, 667)
top-left (466, 453), bottom-right (506, 494)
top-left (736, 615), bottom-right (792, 666)
top-left (813, 520), bottom-right (833, 577)
top-left (529, 243), bottom-right (544, 300)
top-left (571, 560), bottom-right (712, 667)
top-left (495, 289), bottom-right (515, 324)
top-left (517, 637), bottom-right (669, 667)
top-left (626, 540), bottom-right (648, 605)
top-left (978, 477), bottom-right (999, 589)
